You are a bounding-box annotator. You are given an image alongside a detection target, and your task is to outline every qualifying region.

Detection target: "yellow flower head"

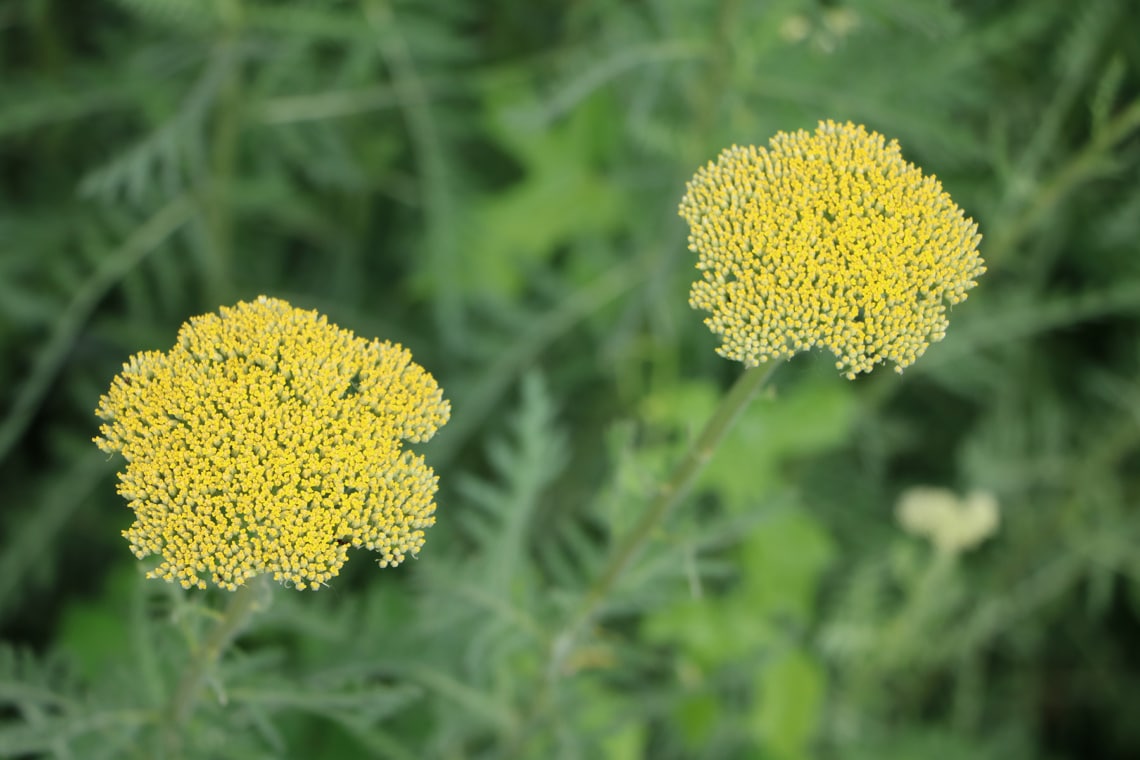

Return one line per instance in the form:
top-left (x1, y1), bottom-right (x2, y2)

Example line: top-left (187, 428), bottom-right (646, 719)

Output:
top-left (680, 120), bottom-right (984, 378)
top-left (94, 296), bottom-right (450, 591)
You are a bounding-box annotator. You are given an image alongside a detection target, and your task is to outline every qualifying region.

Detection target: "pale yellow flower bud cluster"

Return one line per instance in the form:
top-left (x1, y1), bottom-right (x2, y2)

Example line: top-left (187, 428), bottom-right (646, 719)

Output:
top-left (680, 120), bottom-right (984, 378)
top-left (95, 296), bottom-right (450, 591)
top-left (896, 486), bottom-right (999, 555)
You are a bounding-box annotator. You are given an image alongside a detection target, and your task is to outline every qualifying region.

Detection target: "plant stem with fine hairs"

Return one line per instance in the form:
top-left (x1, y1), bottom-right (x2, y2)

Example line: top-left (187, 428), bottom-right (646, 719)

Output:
top-left (552, 361), bottom-right (781, 673)
top-left (162, 576), bottom-right (268, 756)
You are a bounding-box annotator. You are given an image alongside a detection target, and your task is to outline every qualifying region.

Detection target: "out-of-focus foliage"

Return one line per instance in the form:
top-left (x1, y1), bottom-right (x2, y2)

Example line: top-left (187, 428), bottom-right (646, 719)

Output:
top-left (2, 0), bottom-right (1140, 757)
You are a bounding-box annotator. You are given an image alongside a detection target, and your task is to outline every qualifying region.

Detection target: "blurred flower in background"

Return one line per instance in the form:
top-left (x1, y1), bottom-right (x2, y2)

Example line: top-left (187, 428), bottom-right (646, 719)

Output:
top-left (680, 120), bottom-right (985, 378)
top-left (95, 296), bottom-right (450, 591)
top-left (896, 486), bottom-right (1000, 555)
top-left (780, 7), bottom-right (861, 53)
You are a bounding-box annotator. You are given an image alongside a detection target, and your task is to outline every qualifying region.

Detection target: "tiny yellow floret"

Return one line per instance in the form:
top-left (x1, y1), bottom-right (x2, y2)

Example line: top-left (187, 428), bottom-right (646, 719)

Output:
top-left (94, 296), bottom-right (450, 591)
top-left (679, 120), bottom-right (985, 378)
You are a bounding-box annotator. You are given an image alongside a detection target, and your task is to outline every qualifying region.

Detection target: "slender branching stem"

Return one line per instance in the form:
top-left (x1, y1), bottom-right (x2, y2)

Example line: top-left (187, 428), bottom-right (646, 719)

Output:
top-left (502, 362), bottom-right (780, 752)
top-left (162, 576), bottom-right (267, 756)
top-left (552, 361), bottom-right (781, 672)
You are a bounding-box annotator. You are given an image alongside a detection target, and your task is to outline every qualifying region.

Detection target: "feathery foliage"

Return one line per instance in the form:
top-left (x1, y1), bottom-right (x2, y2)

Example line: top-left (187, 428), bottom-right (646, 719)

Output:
top-left (3, 0), bottom-right (1140, 757)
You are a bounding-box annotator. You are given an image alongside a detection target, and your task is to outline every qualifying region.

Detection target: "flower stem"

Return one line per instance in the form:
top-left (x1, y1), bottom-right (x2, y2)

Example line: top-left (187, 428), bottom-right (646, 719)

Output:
top-left (162, 576), bottom-right (267, 756)
top-left (554, 361), bottom-right (780, 669)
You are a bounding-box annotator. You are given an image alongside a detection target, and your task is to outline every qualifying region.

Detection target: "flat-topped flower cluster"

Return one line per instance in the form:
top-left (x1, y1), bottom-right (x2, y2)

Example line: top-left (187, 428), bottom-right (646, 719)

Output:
top-left (96, 121), bottom-right (987, 594)
top-left (95, 296), bottom-right (450, 591)
top-left (680, 120), bottom-right (984, 378)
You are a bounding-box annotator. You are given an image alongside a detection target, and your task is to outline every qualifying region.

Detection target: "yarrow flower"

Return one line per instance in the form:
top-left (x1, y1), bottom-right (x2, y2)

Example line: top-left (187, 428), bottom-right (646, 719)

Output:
top-left (95, 296), bottom-right (450, 591)
top-left (896, 486), bottom-right (999, 555)
top-left (680, 120), bottom-right (985, 379)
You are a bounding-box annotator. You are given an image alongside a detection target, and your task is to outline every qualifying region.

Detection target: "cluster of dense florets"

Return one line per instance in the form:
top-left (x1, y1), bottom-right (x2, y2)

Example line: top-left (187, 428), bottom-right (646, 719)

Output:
top-left (95, 296), bottom-right (450, 591)
top-left (680, 120), bottom-right (984, 378)
top-left (95, 121), bottom-right (986, 593)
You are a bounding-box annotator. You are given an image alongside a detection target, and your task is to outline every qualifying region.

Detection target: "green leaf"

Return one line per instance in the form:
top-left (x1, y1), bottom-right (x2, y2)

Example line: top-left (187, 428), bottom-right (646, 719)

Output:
top-left (460, 79), bottom-right (628, 296)
top-left (675, 690), bottom-right (720, 749)
top-left (740, 509), bottom-right (836, 625)
top-left (706, 377), bottom-right (858, 510)
top-left (643, 508), bottom-right (834, 670)
top-left (750, 647), bottom-right (825, 760)
top-left (642, 374), bottom-right (857, 510)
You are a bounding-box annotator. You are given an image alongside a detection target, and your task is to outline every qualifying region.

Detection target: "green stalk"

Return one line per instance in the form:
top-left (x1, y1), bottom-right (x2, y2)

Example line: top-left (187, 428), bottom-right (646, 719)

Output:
top-left (554, 361), bottom-right (780, 669)
top-left (986, 96), bottom-right (1140, 266)
top-left (201, 0), bottom-right (245, 305)
top-left (162, 576), bottom-right (268, 756)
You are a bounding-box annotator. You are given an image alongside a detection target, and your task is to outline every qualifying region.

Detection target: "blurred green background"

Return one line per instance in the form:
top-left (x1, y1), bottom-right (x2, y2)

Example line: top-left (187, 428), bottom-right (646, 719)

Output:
top-left (2, 0), bottom-right (1140, 758)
